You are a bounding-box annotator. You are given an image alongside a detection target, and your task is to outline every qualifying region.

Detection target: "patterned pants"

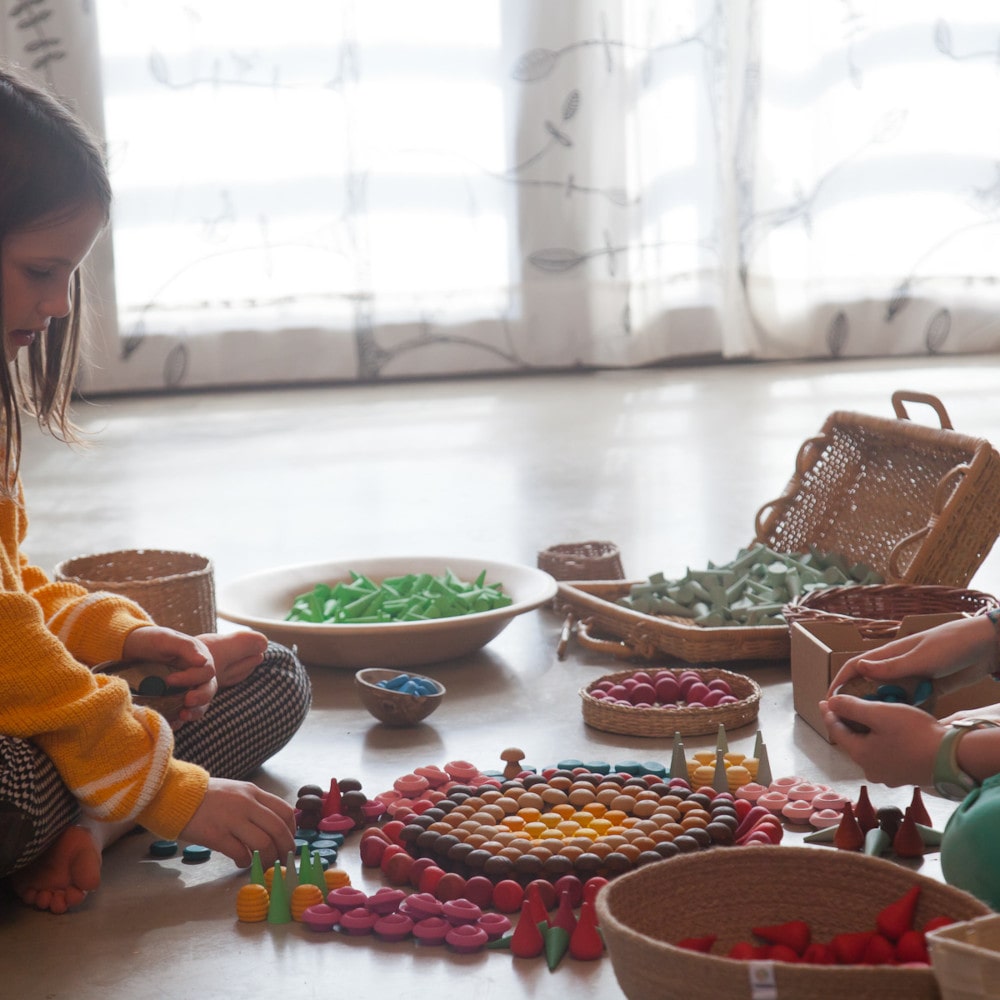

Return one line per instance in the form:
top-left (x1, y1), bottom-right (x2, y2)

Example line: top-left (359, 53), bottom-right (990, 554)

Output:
top-left (0, 642), bottom-right (311, 877)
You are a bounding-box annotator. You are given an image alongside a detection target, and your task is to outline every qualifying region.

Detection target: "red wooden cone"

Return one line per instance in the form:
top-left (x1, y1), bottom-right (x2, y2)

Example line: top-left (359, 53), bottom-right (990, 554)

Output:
top-left (510, 900), bottom-right (546, 958)
top-left (323, 778), bottom-right (342, 818)
top-left (551, 890), bottom-right (577, 935)
top-left (892, 807), bottom-right (926, 858)
top-left (908, 786), bottom-right (931, 827)
top-left (834, 801), bottom-right (865, 850)
top-left (854, 785), bottom-right (878, 833)
top-left (526, 881), bottom-right (550, 928)
top-left (568, 901), bottom-right (604, 961)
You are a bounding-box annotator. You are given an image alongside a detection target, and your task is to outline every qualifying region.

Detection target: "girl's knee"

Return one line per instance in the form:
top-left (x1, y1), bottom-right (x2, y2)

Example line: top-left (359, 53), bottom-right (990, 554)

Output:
top-left (260, 642), bottom-right (312, 715)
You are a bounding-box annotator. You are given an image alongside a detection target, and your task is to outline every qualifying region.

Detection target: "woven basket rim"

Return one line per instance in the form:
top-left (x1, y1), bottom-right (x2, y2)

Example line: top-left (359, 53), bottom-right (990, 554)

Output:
top-left (54, 548), bottom-right (213, 588)
top-left (783, 582), bottom-right (999, 630)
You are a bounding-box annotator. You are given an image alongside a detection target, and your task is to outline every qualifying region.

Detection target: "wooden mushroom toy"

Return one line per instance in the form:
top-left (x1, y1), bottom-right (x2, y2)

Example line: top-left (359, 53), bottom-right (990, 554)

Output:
top-left (501, 747), bottom-right (525, 780)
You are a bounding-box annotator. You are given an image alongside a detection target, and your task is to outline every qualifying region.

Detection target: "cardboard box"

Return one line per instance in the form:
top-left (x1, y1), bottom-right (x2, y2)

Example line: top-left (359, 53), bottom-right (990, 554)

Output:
top-left (790, 614), bottom-right (1000, 742)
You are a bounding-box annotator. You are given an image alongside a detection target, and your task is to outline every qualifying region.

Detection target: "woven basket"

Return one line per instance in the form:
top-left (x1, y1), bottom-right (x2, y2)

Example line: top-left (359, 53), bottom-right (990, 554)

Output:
top-left (538, 541), bottom-right (625, 581)
top-left (559, 580), bottom-right (790, 662)
top-left (581, 667), bottom-right (761, 737)
top-left (927, 914), bottom-right (1000, 1000)
top-left (755, 391), bottom-right (1000, 588)
top-left (557, 392), bottom-right (1000, 664)
top-left (596, 845), bottom-right (990, 1000)
top-left (54, 549), bottom-right (217, 636)
top-left (783, 584), bottom-right (1000, 632)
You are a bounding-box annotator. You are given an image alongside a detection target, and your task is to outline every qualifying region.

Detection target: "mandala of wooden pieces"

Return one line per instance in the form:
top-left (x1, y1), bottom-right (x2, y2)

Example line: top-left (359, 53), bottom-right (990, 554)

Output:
top-left (392, 769), bottom-right (745, 882)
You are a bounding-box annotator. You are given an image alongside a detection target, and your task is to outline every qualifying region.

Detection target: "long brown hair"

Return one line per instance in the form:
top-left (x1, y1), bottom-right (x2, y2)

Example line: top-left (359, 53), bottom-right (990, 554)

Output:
top-left (0, 64), bottom-right (112, 493)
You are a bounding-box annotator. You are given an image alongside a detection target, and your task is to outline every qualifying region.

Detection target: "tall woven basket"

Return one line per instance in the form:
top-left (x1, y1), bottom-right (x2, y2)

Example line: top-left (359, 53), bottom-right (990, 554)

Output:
top-left (54, 549), bottom-right (217, 636)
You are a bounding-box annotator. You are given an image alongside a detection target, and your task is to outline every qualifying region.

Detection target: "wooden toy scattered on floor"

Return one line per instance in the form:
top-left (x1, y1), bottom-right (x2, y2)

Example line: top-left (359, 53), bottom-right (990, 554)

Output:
top-left (236, 844), bottom-right (608, 965)
top-left (803, 785), bottom-right (943, 858)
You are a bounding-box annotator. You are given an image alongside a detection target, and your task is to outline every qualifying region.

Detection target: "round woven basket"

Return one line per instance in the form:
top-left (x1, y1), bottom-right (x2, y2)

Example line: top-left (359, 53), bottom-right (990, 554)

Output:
top-left (580, 667), bottom-right (760, 737)
top-left (54, 549), bottom-right (217, 636)
top-left (596, 845), bottom-right (990, 1000)
top-left (783, 583), bottom-right (999, 631)
top-left (538, 541), bottom-right (625, 581)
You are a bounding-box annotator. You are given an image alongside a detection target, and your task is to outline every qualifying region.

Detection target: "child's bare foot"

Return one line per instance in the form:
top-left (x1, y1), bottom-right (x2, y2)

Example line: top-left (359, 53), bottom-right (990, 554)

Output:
top-left (200, 630), bottom-right (268, 689)
top-left (11, 825), bottom-right (102, 914)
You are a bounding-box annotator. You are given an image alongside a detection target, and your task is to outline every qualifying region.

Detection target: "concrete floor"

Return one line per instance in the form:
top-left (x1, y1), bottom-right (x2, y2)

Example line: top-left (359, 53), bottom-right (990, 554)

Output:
top-left (3, 356), bottom-right (1000, 999)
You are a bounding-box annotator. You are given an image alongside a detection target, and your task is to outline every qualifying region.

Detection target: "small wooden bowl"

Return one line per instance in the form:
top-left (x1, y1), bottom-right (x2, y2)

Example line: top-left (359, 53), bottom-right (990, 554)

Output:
top-left (354, 668), bottom-right (445, 727)
top-left (96, 659), bottom-right (187, 724)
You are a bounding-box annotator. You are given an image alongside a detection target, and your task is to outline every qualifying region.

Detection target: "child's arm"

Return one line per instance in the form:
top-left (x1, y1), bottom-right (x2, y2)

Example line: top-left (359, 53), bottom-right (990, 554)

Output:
top-left (827, 615), bottom-right (1000, 698)
top-left (0, 589), bottom-right (209, 831)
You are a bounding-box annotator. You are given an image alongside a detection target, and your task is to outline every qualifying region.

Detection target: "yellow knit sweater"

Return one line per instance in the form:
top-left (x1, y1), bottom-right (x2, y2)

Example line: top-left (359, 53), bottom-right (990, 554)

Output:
top-left (0, 482), bottom-right (208, 838)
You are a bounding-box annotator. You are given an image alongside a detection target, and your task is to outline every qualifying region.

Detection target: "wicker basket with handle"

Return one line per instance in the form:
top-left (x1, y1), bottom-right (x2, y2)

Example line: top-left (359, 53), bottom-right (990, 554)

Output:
top-left (54, 548), bottom-right (217, 636)
top-left (783, 582), bottom-right (999, 631)
top-left (755, 390), bottom-right (1000, 588)
top-left (557, 391), bottom-right (1000, 663)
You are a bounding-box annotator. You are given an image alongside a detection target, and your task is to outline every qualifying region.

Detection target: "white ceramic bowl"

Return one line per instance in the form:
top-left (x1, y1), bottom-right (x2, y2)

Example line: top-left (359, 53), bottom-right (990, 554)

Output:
top-left (217, 555), bottom-right (557, 668)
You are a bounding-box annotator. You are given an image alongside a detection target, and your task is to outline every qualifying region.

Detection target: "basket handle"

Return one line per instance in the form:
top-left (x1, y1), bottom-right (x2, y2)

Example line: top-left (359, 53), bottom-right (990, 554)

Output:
top-left (753, 434), bottom-right (829, 538)
top-left (891, 390), bottom-right (953, 430)
top-left (886, 462), bottom-right (971, 579)
top-left (575, 619), bottom-right (658, 661)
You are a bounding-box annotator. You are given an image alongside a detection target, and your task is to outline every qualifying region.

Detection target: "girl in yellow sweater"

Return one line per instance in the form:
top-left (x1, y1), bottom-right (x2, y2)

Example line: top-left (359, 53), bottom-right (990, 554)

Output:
top-left (0, 65), bottom-right (311, 913)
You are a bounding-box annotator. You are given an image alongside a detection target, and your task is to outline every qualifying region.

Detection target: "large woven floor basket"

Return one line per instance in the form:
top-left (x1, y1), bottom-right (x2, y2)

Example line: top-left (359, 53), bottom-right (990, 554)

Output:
top-left (596, 845), bottom-right (990, 1000)
top-left (54, 549), bottom-right (217, 636)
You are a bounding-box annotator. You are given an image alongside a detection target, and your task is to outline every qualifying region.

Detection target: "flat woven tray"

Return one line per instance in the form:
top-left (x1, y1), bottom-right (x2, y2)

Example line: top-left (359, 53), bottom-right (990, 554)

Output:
top-left (580, 666), bottom-right (761, 737)
top-left (559, 580), bottom-right (790, 662)
top-left (558, 391), bottom-right (1000, 663)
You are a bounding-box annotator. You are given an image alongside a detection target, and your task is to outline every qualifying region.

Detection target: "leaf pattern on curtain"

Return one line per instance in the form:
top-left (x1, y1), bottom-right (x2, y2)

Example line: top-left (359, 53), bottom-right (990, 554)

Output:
top-left (2, 1), bottom-right (999, 394)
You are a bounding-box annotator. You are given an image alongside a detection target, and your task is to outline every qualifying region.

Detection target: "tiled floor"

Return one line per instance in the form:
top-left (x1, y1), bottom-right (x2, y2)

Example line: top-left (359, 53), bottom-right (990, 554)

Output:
top-left (4, 355), bottom-right (1000, 998)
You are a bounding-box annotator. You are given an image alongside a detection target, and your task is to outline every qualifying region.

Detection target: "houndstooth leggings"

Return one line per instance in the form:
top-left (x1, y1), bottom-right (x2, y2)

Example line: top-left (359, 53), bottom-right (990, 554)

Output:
top-left (0, 642), bottom-right (311, 877)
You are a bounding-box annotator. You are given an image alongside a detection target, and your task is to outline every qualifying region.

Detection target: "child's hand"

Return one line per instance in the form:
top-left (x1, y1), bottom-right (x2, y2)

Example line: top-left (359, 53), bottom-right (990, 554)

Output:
top-left (827, 615), bottom-right (998, 700)
top-left (179, 777), bottom-right (296, 870)
top-left (120, 625), bottom-right (218, 725)
top-left (820, 696), bottom-right (944, 786)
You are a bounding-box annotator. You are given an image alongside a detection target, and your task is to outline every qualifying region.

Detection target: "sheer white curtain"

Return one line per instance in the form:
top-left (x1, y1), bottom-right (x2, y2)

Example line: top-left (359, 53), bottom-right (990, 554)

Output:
top-left (2, 1), bottom-right (999, 394)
